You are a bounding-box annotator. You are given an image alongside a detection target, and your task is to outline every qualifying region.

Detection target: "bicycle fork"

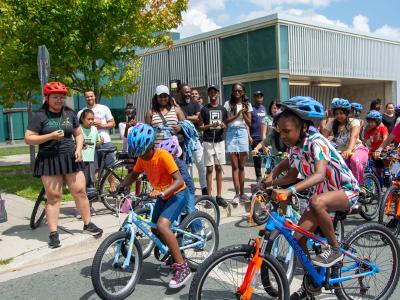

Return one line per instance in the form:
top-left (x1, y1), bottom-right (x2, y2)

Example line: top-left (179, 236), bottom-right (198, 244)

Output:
top-left (237, 237), bottom-right (265, 300)
top-left (385, 190), bottom-right (400, 218)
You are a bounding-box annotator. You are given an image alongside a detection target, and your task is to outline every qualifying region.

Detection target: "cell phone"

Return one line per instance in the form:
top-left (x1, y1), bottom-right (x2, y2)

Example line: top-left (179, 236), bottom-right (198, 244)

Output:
top-left (127, 115), bottom-right (134, 122)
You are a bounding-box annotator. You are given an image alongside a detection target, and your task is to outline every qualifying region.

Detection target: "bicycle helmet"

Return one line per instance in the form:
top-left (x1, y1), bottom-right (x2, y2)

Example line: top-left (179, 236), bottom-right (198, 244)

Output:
top-left (158, 136), bottom-right (182, 157)
top-left (44, 82), bottom-right (68, 96)
top-left (366, 110), bottom-right (382, 121)
top-left (351, 102), bottom-right (363, 112)
top-left (127, 122), bottom-right (155, 157)
top-left (331, 98), bottom-right (351, 110)
top-left (280, 96), bottom-right (324, 121)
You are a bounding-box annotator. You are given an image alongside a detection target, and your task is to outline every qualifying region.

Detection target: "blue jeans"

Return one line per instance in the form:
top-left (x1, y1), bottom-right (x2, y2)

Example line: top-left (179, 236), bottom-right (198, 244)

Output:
top-left (185, 193), bottom-right (203, 233)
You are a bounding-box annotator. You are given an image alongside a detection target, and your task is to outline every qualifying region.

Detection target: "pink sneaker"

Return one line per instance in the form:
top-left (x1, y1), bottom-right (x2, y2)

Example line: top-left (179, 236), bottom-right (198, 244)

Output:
top-left (231, 194), bottom-right (240, 206)
top-left (169, 261), bottom-right (192, 288)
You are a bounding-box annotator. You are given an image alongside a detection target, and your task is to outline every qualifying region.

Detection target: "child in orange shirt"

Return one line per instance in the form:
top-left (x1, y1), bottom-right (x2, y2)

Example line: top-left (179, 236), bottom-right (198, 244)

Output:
top-left (120, 123), bottom-right (191, 289)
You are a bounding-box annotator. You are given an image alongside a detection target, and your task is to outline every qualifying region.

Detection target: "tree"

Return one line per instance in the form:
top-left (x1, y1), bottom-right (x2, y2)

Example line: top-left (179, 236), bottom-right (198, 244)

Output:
top-left (0, 0), bottom-right (188, 104)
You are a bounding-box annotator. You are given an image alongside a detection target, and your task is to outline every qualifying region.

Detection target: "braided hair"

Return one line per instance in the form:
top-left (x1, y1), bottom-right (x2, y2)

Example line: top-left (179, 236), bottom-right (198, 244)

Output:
top-left (229, 83), bottom-right (250, 115)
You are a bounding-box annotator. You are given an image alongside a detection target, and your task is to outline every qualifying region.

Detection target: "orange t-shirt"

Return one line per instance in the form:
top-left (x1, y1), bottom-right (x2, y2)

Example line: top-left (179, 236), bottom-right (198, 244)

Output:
top-left (133, 148), bottom-right (186, 200)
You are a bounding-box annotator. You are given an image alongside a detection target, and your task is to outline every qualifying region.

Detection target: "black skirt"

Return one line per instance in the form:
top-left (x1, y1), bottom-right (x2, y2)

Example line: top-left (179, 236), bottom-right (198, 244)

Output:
top-left (34, 151), bottom-right (85, 177)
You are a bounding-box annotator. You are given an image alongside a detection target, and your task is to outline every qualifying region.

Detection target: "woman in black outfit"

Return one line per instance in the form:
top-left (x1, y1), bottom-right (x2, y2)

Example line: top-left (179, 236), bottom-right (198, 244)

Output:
top-left (24, 82), bottom-right (102, 248)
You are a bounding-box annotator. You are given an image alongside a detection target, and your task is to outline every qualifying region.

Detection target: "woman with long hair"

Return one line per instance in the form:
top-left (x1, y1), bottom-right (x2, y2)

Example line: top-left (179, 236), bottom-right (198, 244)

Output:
top-left (145, 85), bottom-right (185, 145)
top-left (224, 83), bottom-right (252, 205)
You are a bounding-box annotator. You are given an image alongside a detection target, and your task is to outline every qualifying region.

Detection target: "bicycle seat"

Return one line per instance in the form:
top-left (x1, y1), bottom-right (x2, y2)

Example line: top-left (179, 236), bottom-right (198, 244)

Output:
top-left (97, 146), bottom-right (117, 154)
top-left (116, 151), bottom-right (130, 160)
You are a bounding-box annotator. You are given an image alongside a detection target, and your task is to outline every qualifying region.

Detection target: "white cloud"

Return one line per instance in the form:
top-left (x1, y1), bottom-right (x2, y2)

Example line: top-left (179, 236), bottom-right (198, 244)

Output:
top-left (375, 25), bottom-right (400, 41)
top-left (176, 0), bottom-right (226, 38)
top-left (250, 0), bottom-right (331, 8)
top-left (352, 15), bottom-right (370, 33)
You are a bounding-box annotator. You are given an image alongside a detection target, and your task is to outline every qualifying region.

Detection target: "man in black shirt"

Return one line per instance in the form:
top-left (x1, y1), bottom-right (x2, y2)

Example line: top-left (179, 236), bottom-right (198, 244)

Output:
top-left (199, 85), bottom-right (228, 208)
top-left (178, 84), bottom-right (208, 195)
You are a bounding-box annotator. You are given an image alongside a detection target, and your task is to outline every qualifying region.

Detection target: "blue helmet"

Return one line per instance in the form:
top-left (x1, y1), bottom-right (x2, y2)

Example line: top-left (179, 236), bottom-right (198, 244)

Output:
top-left (127, 122), bottom-right (155, 157)
top-left (351, 102), bottom-right (363, 112)
top-left (366, 110), bottom-right (382, 121)
top-left (331, 98), bottom-right (351, 110)
top-left (280, 96), bottom-right (324, 121)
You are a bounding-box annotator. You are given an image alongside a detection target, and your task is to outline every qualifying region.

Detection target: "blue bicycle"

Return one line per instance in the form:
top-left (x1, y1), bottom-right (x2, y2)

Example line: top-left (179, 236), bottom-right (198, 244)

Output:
top-left (91, 193), bottom-right (219, 300)
top-left (189, 193), bottom-right (400, 300)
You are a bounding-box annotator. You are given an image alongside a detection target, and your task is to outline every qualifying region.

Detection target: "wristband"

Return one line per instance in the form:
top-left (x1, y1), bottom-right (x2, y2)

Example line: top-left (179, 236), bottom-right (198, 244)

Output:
top-left (288, 186), bottom-right (297, 195)
top-left (159, 192), bottom-right (165, 198)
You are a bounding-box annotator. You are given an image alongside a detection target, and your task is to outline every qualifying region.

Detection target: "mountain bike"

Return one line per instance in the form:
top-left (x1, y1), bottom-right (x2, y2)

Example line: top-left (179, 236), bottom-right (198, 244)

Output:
top-left (91, 193), bottom-right (219, 300)
top-left (189, 192), bottom-right (400, 300)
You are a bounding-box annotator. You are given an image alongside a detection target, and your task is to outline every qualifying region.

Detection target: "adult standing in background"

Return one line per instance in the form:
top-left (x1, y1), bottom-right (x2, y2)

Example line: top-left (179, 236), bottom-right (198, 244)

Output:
top-left (224, 83), bottom-right (252, 205)
top-left (178, 84), bottom-right (208, 195)
top-left (198, 85), bottom-right (228, 208)
top-left (249, 91), bottom-right (266, 182)
top-left (25, 82), bottom-right (103, 248)
top-left (118, 103), bottom-right (137, 152)
top-left (370, 99), bottom-right (381, 112)
top-left (145, 85), bottom-right (185, 145)
top-left (191, 89), bottom-right (203, 106)
top-left (382, 102), bottom-right (396, 133)
top-left (78, 91), bottom-right (117, 192)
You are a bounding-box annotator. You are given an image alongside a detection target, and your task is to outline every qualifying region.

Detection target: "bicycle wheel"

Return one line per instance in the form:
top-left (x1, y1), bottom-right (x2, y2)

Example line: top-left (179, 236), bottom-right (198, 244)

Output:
top-left (99, 160), bottom-right (132, 212)
top-left (359, 173), bottom-right (381, 220)
top-left (121, 207), bottom-right (155, 260)
top-left (264, 229), bottom-right (296, 288)
top-left (91, 231), bottom-right (143, 300)
top-left (251, 192), bottom-right (270, 225)
top-left (30, 186), bottom-right (47, 229)
top-left (378, 185), bottom-right (400, 235)
top-left (178, 211), bottom-right (219, 271)
top-left (188, 244), bottom-right (289, 300)
top-left (195, 196), bottom-right (220, 226)
top-left (334, 223), bottom-right (400, 300)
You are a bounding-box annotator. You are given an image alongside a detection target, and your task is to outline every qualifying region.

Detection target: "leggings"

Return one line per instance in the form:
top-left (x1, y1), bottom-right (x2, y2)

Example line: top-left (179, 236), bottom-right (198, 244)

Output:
top-left (345, 145), bottom-right (369, 185)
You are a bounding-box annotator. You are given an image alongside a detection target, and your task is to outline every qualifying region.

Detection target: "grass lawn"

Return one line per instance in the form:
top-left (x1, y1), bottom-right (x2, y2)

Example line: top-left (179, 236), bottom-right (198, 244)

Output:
top-left (0, 165), bottom-right (74, 202)
top-left (0, 146), bottom-right (32, 158)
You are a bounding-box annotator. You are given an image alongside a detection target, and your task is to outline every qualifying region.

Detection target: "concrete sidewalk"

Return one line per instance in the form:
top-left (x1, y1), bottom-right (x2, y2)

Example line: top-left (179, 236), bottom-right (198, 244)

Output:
top-left (0, 164), bottom-right (259, 282)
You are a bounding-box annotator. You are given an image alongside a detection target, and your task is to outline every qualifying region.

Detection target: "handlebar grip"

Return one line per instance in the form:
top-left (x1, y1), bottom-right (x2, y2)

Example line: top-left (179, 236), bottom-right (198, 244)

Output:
top-left (277, 193), bottom-right (288, 201)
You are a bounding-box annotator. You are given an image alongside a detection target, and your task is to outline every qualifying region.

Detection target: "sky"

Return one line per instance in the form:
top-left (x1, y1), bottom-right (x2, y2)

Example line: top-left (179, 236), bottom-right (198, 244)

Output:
top-left (176, 0), bottom-right (400, 41)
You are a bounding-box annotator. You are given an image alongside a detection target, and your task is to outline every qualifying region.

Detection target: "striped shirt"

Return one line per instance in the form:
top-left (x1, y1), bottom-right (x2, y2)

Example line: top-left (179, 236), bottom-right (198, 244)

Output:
top-left (151, 106), bottom-right (179, 142)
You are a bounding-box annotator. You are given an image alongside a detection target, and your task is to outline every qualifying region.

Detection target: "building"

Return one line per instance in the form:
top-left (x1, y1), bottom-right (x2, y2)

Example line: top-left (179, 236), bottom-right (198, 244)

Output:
top-left (128, 13), bottom-right (400, 120)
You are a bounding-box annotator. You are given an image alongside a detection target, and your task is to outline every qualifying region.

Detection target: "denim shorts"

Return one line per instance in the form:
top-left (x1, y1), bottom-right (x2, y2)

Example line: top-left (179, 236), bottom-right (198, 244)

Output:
top-left (226, 126), bottom-right (249, 153)
top-left (151, 187), bottom-right (188, 224)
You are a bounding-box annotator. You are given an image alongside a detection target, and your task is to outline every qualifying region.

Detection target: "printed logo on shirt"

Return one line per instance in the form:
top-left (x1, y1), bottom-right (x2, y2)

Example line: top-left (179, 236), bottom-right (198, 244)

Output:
top-left (210, 111), bottom-right (221, 124)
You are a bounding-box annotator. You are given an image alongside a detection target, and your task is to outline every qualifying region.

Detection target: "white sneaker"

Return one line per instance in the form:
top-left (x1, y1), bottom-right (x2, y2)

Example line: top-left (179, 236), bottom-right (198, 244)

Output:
top-left (232, 194), bottom-right (240, 206)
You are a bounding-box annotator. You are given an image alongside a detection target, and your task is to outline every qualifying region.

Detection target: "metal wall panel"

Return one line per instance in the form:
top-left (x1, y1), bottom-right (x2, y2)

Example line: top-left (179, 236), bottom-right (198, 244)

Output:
top-left (128, 38), bottom-right (222, 120)
top-left (288, 25), bottom-right (400, 80)
top-left (187, 42), bottom-right (206, 87)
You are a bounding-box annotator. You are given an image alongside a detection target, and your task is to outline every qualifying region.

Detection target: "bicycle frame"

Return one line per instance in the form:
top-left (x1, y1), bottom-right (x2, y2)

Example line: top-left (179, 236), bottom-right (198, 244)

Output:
top-left (115, 206), bottom-right (206, 269)
top-left (265, 212), bottom-right (379, 287)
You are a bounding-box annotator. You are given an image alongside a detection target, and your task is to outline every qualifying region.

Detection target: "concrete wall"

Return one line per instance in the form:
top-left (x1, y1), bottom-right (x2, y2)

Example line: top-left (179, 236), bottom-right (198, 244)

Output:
top-left (338, 81), bottom-right (395, 117)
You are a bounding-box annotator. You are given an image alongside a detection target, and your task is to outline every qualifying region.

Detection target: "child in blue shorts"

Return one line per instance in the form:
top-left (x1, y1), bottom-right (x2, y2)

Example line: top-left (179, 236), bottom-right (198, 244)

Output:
top-left (120, 123), bottom-right (191, 289)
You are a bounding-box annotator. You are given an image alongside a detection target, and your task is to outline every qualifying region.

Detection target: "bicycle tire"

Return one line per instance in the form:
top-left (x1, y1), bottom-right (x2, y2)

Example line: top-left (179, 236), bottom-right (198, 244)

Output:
top-left (264, 229), bottom-right (296, 289)
top-left (121, 207), bottom-right (155, 260)
top-left (99, 160), bottom-right (132, 212)
top-left (334, 223), bottom-right (400, 300)
top-left (30, 186), bottom-right (47, 229)
top-left (378, 185), bottom-right (400, 235)
top-left (359, 173), bottom-right (381, 220)
top-left (188, 244), bottom-right (289, 300)
top-left (194, 196), bottom-right (220, 226)
top-left (91, 231), bottom-right (143, 300)
top-left (178, 211), bottom-right (219, 271)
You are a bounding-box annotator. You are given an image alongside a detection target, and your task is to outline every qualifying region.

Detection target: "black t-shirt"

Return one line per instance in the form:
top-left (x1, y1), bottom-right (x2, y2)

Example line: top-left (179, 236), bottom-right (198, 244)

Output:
top-left (199, 104), bottom-right (228, 142)
top-left (382, 114), bottom-right (396, 133)
top-left (27, 109), bottom-right (79, 155)
top-left (179, 100), bottom-right (201, 118)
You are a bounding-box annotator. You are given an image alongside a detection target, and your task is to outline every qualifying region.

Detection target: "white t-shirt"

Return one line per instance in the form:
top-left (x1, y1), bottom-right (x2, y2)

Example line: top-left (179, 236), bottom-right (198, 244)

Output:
top-left (223, 101), bottom-right (253, 127)
top-left (119, 122), bottom-right (128, 151)
top-left (324, 118), bottom-right (362, 151)
top-left (78, 104), bottom-right (114, 143)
